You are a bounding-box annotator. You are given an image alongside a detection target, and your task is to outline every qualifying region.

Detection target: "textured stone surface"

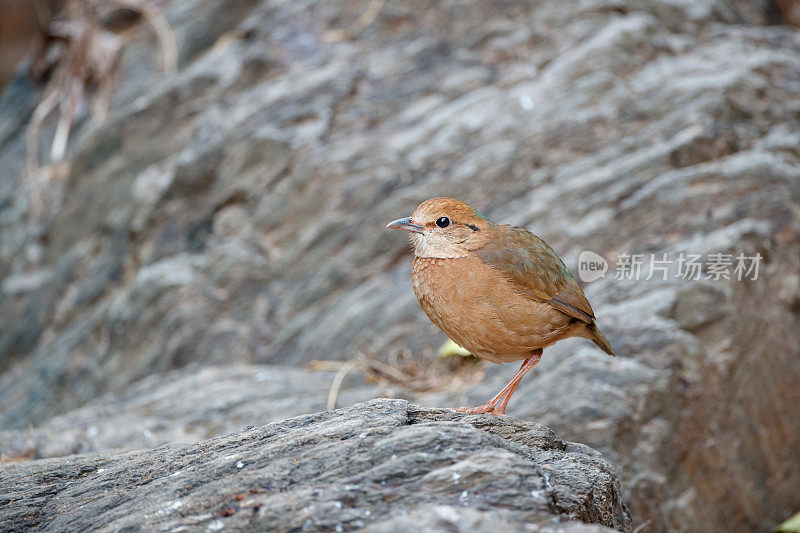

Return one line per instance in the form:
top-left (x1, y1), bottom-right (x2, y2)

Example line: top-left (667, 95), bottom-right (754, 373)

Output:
top-left (0, 364), bottom-right (380, 460)
top-left (0, 0), bottom-right (799, 531)
top-left (0, 399), bottom-right (630, 532)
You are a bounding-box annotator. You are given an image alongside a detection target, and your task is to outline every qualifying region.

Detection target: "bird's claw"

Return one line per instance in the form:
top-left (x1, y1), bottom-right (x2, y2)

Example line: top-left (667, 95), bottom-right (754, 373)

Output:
top-left (452, 405), bottom-right (507, 416)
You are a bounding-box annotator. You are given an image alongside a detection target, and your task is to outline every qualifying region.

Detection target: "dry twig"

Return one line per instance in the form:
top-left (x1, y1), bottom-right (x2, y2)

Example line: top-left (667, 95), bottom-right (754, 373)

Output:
top-left (323, 0), bottom-right (385, 42)
top-left (309, 343), bottom-right (484, 410)
top-left (25, 0), bottom-right (177, 215)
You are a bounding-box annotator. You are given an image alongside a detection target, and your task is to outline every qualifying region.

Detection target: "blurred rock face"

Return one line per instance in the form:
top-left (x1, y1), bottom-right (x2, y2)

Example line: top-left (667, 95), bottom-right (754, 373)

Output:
top-left (0, 1), bottom-right (60, 88)
top-left (0, 0), bottom-right (798, 532)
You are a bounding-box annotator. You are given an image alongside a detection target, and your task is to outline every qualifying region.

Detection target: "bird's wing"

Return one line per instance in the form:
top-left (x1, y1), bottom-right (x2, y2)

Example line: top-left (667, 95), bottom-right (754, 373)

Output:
top-left (475, 225), bottom-right (595, 324)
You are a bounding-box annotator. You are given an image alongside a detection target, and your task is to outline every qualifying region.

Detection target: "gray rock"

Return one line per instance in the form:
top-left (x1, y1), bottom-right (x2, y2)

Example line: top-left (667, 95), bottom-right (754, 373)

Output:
top-left (0, 399), bottom-right (631, 532)
top-left (0, 0), bottom-right (798, 531)
top-left (366, 506), bottom-right (619, 533)
top-left (0, 364), bottom-right (381, 460)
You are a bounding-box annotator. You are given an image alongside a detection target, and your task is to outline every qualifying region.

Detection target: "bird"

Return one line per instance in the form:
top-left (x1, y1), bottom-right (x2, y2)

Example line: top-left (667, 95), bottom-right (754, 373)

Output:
top-left (386, 197), bottom-right (614, 416)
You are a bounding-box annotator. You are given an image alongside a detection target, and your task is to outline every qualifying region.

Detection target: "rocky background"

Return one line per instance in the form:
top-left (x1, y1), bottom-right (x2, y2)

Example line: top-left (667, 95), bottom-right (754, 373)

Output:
top-left (1, 0), bottom-right (799, 532)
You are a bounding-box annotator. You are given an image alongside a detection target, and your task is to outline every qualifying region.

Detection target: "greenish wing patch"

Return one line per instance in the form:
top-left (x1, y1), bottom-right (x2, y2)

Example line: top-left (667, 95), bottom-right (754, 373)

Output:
top-left (475, 226), bottom-right (594, 322)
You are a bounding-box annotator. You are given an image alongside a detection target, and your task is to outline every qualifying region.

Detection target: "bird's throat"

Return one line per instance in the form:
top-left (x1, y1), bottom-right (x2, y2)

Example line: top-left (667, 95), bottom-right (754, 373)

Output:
top-left (411, 234), bottom-right (470, 259)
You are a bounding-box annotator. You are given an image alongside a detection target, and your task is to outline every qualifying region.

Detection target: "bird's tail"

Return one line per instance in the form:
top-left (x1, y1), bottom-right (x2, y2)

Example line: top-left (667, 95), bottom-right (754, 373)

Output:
top-left (588, 322), bottom-right (615, 356)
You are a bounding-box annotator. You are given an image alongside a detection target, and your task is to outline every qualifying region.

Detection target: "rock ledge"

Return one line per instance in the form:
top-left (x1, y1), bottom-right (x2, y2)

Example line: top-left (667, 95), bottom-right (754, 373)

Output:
top-left (1, 399), bottom-right (630, 532)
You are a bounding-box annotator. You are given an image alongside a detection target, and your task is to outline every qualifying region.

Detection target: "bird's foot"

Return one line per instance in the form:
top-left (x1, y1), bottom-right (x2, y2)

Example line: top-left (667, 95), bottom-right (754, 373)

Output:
top-left (452, 403), bottom-right (507, 416)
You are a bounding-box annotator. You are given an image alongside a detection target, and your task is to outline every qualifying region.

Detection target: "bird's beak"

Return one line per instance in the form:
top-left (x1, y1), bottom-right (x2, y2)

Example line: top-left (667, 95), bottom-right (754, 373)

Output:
top-left (386, 217), bottom-right (425, 234)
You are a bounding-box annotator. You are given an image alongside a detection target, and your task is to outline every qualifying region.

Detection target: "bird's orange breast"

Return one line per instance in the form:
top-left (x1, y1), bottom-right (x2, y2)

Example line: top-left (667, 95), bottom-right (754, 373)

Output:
top-left (412, 254), bottom-right (580, 363)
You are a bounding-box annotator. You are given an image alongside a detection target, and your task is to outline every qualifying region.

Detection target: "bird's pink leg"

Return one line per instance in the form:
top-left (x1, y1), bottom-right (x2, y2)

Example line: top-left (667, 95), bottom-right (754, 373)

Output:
top-left (453, 349), bottom-right (542, 416)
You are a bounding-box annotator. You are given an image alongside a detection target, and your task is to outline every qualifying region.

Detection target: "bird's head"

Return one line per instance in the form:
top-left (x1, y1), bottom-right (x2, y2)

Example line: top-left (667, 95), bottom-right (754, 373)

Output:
top-left (386, 197), bottom-right (491, 258)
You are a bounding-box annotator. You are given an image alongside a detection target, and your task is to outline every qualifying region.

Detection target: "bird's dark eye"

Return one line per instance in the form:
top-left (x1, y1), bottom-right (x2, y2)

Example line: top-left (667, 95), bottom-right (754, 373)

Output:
top-left (435, 217), bottom-right (450, 228)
